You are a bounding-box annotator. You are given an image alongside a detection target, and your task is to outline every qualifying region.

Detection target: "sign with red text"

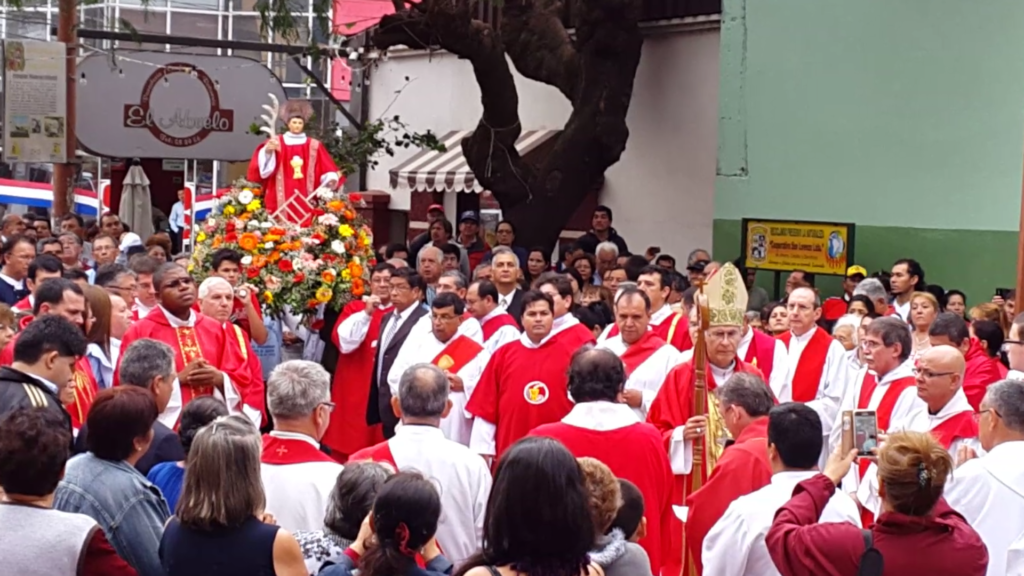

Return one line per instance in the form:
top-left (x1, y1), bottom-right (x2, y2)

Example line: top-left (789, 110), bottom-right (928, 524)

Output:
top-left (76, 53), bottom-right (286, 161)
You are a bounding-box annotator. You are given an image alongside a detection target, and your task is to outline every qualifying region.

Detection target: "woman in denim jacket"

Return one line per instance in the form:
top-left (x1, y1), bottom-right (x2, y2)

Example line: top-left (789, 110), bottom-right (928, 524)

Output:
top-left (54, 387), bottom-right (170, 576)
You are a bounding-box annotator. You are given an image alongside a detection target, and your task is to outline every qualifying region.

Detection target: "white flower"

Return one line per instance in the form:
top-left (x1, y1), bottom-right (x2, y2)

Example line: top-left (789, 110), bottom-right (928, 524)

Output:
top-left (264, 241), bottom-right (274, 250)
top-left (331, 240), bottom-right (346, 254)
top-left (237, 189), bottom-right (254, 205)
top-left (317, 214), bottom-right (340, 227)
top-left (260, 222), bottom-right (273, 229)
top-left (241, 255), bottom-right (253, 265)
top-left (316, 186), bottom-right (334, 201)
top-left (247, 220), bottom-right (259, 230)
top-left (353, 257), bottom-right (361, 266)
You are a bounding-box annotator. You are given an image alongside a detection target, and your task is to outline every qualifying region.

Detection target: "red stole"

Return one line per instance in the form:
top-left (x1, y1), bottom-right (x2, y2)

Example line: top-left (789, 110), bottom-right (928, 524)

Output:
top-left (618, 331), bottom-right (667, 377)
top-left (856, 370), bottom-right (917, 524)
top-left (930, 411), bottom-right (979, 449)
top-left (261, 433), bottom-right (336, 465)
top-left (481, 312), bottom-right (518, 341)
top-left (349, 440), bottom-right (397, 468)
top-left (608, 311), bottom-right (692, 352)
top-left (13, 296), bottom-right (30, 311)
top-left (778, 327), bottom-right (832, 402)
top-left (433, 335), bottom-right (483, 373)
top-left (743, 329), bottom-right (776, 380)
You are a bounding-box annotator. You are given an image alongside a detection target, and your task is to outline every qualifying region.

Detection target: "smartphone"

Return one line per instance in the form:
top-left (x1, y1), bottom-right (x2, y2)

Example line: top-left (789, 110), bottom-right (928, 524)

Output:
top-left (996, 288), bottom-right (1013, 300)
top-left (841, 410), bottom-right (879, 457)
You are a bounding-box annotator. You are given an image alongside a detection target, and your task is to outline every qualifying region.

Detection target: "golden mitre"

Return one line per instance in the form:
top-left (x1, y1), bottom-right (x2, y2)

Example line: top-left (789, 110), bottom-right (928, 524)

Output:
top-left (704, 262), bottom-right (748, 327)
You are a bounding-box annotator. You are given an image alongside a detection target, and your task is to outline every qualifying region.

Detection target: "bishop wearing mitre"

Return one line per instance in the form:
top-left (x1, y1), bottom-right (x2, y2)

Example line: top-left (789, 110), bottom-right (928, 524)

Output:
top-left (647, 263), bottom-right (766, 576)
top-left (247, 99), bottom-right (342, 223)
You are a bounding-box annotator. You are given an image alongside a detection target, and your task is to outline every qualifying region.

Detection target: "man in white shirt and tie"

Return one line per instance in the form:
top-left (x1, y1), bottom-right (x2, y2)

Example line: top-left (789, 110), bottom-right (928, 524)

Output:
top-left (490, 247), bottom-right (522, 326)
top-left (702, 403), bottom-right (861, 576)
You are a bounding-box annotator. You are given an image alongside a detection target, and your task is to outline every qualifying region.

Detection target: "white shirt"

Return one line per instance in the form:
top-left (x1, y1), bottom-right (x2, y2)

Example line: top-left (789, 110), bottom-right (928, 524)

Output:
top-left (479, 307), bottom-right (520, 355)
top-left (386, 318), bottom-right (490, 446)
top-left (261, 430), bottom-right (344, 533)
top-left (385, 425), bottom-right (492, 567)
top-left (1009, 369), bottom-right (1024, 380)
top-left (737, 328), bottom-right (789, 396)
top-left (599, 334), bottom-right (682, 419)
top-left (169, 201), bottom-right (185, 233)
top-left (496, 287), bottom-right (519, 311)
top-left (893, 298), bottom-right (911, 322)
top-left (0, 272), bottom-right (24, 291)
top-left (133, 298), bottom-right (154, 320)
top-left (781, 328), bottom-right (853, 449)
top-left (703, 471), bottom-right (862, 576)
top-left (945, 440), bottom-right (1024, 576)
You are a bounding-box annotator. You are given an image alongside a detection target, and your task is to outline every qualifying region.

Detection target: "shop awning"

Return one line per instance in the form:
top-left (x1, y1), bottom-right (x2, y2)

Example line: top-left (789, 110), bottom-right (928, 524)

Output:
top-left (389, 129), bottom-right (559, 193)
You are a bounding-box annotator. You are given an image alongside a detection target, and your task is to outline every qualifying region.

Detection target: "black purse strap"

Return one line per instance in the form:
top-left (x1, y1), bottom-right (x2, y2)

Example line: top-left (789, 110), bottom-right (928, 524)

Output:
top-left (858, 529), bottom-right (884, 576)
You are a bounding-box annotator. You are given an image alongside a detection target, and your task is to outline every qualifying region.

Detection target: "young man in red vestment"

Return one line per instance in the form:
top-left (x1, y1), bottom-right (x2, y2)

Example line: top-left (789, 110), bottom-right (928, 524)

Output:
top-left (466, 279), bottom-right (520, 356)
top-left (598, 287), bottom-right (682, 420)
top-left (684, 372), bottom-right (774, 575)
top-left (247, 99), bottom-right (342, 224)
top-left (0, 278), bottom-right (96, 431)
top-left (466, 290), bottom-right (578, 462)
top-left (209, 248), bottom-right (268, 345)
top-left (13, 254), bottom-right (63, 314)
top-left (535, 272), bottom-right (597, 351)
top-left (530, 347), bottom-right (673, 574)
top-left (929, 312), bottom-right (1002, 411)
top-left (602, 265), bottom-right (692, 352)
top-left (323, 262), bottom-right (395, 460)
top-left (647, 262), bottom-right (765, 576)
top-left (116, 263), bottom-right (254, 430)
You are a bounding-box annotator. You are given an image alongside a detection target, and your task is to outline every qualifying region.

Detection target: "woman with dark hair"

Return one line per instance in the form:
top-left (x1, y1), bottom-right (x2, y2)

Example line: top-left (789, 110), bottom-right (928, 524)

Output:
top-left (160, 415), bottom-right (308, 576)
top-left (296, 461), bottom-right (395, 575)
top-left (846, 294), bottom-right (878, 319)
top-left (573, 253), bottom-right (599, 286)
top-left (145, 236), bottom-right (172, 263)
top-left (575, 305), bottom-right (608, 340)
top-left (945, 290), bottom-right (968, 318)
top-left (456, 437), bottom-right (602, 576)
top-left (147, 396), bottom-right (230, 512)
top-left (564, 266), bottom-right (586, 301)
top-left (54, 387), bottom-right (170, 576)
top-left (322, 471), bottom-right (449, 576)
top-left (972, 320), bottom-right (1008, 376)
top-left (526, 247), bottom-right (551, 284)
top-left (762, 301), bottom-right (789, 336)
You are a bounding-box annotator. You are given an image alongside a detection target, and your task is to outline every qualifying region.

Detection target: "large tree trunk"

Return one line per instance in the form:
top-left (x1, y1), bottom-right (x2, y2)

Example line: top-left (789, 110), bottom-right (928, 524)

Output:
top-left (373, 0), bottom-right (642, 250)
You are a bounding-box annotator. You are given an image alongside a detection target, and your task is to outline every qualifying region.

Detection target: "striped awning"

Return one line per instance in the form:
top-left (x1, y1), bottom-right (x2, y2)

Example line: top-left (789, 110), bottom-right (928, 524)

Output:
top-left (389, 129), bottom-right (559, 193)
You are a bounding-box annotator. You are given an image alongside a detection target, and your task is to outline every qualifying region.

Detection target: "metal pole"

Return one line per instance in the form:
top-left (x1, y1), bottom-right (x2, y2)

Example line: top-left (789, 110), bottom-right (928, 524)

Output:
top-left (53, 0), bottom-right (77, 217)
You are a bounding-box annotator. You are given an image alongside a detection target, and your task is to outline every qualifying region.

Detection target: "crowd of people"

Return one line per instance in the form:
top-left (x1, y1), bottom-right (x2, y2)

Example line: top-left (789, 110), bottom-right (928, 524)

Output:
top-left (1, 203), bottom-right (1023, 576)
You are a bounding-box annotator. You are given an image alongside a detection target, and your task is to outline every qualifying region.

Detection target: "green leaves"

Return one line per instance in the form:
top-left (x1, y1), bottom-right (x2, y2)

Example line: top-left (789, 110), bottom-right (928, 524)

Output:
top-left (308, 116), bottom-right (445, 176)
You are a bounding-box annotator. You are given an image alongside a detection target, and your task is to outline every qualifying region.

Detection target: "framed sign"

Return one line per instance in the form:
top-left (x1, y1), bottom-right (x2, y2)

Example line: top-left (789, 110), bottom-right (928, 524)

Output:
top-left (742, 218), bottom-right (855, 276)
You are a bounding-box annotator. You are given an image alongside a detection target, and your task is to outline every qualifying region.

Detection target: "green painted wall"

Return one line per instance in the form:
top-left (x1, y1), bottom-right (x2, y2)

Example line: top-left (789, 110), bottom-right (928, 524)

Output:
top-left (714, 0), bottom-right (1024, 304)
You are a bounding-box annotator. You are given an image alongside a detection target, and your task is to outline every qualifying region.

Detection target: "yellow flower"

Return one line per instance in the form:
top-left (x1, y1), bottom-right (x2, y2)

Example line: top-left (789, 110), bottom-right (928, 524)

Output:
top-left (315, 285), bottom-right (333, 303)
top-left (341, 269), bottom-right (352, 281)
top-left (264, 234), bottom-right (281, 243)
top-left (338, 224), bottom-right (354, 238)
top-left (263, 291), bottom-right (273, 304)
top-left (246, 200), bottom-right (262, 212)
top-left (187, 263), bottom-right (195, 273)
top-left (223, 205), bottom-right (236, 216)
top-left (196, 232), bottom-right (207, 242)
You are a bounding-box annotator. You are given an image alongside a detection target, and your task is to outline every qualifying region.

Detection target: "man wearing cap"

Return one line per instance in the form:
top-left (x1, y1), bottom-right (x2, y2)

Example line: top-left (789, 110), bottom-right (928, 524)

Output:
top-left (456, 211), bottom-right (490, 272)
top-left (409, 203), bottom-right (446, 260)
top-left (686, 259), bottom-right (711, 286)
top-left (822, 265), bottom-right (867, 322)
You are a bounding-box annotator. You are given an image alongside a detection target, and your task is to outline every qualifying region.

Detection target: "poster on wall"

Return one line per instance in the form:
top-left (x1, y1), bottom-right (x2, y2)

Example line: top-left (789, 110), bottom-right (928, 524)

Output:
top-left (2, 40), bottom-right (68, 164)
top-left (742, 218), bottom-right (855, 276)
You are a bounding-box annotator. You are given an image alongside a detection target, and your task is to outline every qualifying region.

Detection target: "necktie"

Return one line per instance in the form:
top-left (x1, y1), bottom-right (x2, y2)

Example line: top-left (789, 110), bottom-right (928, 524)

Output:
top-left (381, 311), bottom-right (401, 352)
top-left (500, 296), bottom-right (509, 309)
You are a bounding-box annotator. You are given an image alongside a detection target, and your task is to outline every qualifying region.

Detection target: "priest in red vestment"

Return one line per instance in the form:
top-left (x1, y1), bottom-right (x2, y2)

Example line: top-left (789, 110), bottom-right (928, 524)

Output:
top-left (466, 290), bottom-right (578, 461)
top-left (116, 263), bottom-right (254, 430)
top-left (0, 278), bottom-right (97, 430)
top-left (602, 265), bottom-right (692, 351)
top-left (322, 262), bottom-right (395, 459)
top-left (536, 272), bottom-right (597, 351)
top-left (928, 312), bottom-right (1003, 411)
top-left (246, 99), bottom-right (342, 224)
top-left (647, 262), bottom-right (766, 576)
top-left (531, 347), bottom-right (673, 574)
top-left (684, 372), bottom-right (774, 574)
top-left (467, 279), bottom-right (520, 355)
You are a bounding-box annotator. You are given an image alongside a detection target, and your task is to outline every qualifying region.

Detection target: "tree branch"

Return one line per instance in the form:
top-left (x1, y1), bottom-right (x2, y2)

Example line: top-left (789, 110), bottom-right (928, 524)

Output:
top-left (500, 0), bottom-right (580, 101)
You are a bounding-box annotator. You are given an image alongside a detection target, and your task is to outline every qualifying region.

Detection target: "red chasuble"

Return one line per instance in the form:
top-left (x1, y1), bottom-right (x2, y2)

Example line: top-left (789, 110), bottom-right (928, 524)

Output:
top-left (481, 312), bottom-right (518, 341)
top-left (963, 339), bottom-right (1002, 411)
top-left (433, 335), bottom-right (484, 372)
top-left (619, 332), bottom-right (669, 377)
top-left (322, 301), bottom-right (390, 459)
top-left (261, 433), bottom-right (336, 465)
top-left (553, 321), bottom-right (597, 351)
top-left (228, 323), bottom-right (266, 424)
top-left (115, 308), bottom-right (253, 426)
top-left (465, 336), bottom-right (578, 459)
top-left (931, 412), bottom-right (979, 449)
top-left (684, 417), bottom-right (772, 576)
top-left (246, 134), bottom-right (342, 224)
top-left (744, 329), bottom-right (777, 381)
top-left (778, 327), bottom-right (832, 402)
top-left (349, 439), bottom-right (397, 468)
top-left (531, 420), bottom-right (674, 574)
top-left (608, 312), bottom-right (693, 352)
top-left (646, 358), bottom-right (764, 576)
top-left (0, 328), bottom-right (98, 429)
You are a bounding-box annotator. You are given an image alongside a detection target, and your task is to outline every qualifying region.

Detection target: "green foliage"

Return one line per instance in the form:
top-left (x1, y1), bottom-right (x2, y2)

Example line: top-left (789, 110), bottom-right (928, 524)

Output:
top-left (309, 117), bottom-right (446, 177)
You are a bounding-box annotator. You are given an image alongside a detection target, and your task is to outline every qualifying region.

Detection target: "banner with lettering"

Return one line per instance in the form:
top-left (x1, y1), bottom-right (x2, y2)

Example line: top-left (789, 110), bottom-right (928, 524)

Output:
top-left (2, 40), bottom-right (68, 164)
top-left (742, 219), bottom-right (855, 275)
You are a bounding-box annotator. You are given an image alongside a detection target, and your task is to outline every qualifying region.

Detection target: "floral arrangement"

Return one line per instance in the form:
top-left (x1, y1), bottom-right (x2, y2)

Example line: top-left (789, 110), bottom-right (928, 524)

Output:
top-left (191, 178), bottom-right (375, 320)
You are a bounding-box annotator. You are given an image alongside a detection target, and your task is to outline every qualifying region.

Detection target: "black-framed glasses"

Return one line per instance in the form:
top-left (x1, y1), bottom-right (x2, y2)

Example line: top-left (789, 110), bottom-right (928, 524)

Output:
top-left (975, 408), bottom-right (1001, 422)
top-left (1002, 340), bottom-right (1024, 352)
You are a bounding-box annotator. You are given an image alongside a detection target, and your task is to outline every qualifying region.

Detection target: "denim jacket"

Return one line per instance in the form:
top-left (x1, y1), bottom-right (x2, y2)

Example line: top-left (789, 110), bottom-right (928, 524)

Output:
top-left (53, 453), bottom-right (171, 576)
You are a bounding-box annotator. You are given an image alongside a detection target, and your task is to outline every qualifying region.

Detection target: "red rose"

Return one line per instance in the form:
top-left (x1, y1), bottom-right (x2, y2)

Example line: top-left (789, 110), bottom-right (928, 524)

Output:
top-left (349, 193), bottom-right (363, 202)
top-left (278, 259), bottom-right (294, 273)
top-left (246, 266), bottom-right (260, 279)
top-left (293, 272), bottom-right (305, 283)
top-left (312, 233), bottom-right (326, 243)
top-left (311, 319), bottom-right (324, 331)
top-left (224, 232), bottom-right (238, 244)
top-left (322, 254), bottom-right (337, 264)
top-left (225, 222), bottom-right (236, 233)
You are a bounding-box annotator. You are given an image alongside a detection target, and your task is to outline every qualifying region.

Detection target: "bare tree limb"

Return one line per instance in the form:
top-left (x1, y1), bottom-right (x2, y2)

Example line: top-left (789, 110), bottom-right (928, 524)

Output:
top-left (500, 0), bottom-right (580, 101)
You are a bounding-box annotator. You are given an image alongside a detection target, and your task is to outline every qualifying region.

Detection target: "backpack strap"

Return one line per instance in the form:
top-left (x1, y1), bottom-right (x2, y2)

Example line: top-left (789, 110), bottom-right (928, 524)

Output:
top-left (858, 529), bottom-right (884, 576)
top-left (485, 568), bottom-right (501, 576)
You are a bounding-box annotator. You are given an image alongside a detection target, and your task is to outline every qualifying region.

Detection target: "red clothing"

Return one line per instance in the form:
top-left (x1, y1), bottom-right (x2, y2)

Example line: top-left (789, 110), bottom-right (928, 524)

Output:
top-left (12, 296), bottom-right (30, 311)
top-left (531, 420), bottom-right (674, 573)
top-left (321, 301), bottom-right (389, 458)
top-left (685, 417), bottom-right (772, 574)
top-left (608, 311), bottom-right (693, 352)
top-left (84, 530), bottom-right (138, 576)
top-left (246, 134), bottom-right (342, 224)
top-left (646, 358), bottom-right (764, 576)
top-left (963, 338), bottom-right (1003, 411)
top-left (465, 336), bottom-right (577, 459)
top-left (552, 320), bottom-right (597, 351)
top-left (778, 327), bottom-right (833, 402)
top-left (480, 312), bottom-right (518, 341)
top-left (744, 328), bottom-right (778, 382)
top-left (226, 322), bottom-right (266, 424)
top-left (766, 474), bottom-right (988, 576)
top-left (229, 292), bottom-right (263, 342)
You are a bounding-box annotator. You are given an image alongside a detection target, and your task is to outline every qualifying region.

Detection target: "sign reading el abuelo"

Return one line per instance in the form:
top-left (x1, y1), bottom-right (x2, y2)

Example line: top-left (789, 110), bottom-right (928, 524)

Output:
top-left (76, 53), bottom-right (287, 161)
top-left (742, 218), bottom-right (855, 276)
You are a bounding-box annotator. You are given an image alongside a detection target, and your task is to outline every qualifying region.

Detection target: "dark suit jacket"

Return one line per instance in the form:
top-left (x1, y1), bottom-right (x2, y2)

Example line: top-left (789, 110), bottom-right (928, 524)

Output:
top-left (75, 420), bottom-right (185, 475)
top-left (503, 288), bottom-right (525, 329)
top-left (366, 304), bottom-right (428, 437)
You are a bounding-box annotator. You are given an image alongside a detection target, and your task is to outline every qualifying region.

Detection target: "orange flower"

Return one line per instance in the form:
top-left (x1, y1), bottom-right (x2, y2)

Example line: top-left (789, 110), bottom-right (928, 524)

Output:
top-left (212, 235), bottom-right (223, 248)
top-left (343, 210), bottom-right (355, 221)
top-left (252, 187), bottom-right (262, 197)
top-left (322, 270), bottom-right (336, 284)
top-left (327, 200), bottom-right (344, 212)
top-left (268, 251), bottom-right (281, 263)
top-left (238, 213), bottom-right (251, 222)
top-left (352, 277), bottom-right (365, 298)
top-left (252, 255), bottom-right (268, 269)
top-left (348, 262), bottom-right (363, 278)
top-left (269, 227), bottom-right (287, 237)
top-left (238, 233), bottom-right (259, 252)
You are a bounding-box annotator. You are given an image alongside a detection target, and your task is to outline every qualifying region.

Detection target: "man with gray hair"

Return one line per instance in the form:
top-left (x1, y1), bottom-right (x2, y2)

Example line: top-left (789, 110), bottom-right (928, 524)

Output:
top-left (351, 363), bottom-right (492, 566)
top-left (490, 246), bottom-right (523, 326)
top-left (260, 359), bottom-right (343, 532)
top-left (438, 270), bottom-right (484, 342)
top-left (945, 378), bottom-right (1024, 576)
top-left (595, 241), bottom-right (619, 278)
top-left (852, 277), bottom-right (890, 317)
top-left (417, 244), bottom-right (443, 305)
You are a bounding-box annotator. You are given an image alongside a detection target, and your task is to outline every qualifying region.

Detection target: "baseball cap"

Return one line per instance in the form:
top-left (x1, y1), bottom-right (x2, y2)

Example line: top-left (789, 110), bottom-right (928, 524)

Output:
top-left (686, 259), bottom-right (710, 272)
top-left (427, 204), bottom-right (444, 214)
top-left (846, 265), bottom-right (867, 278)
top-left (459, 210), bottom-right (479, 224)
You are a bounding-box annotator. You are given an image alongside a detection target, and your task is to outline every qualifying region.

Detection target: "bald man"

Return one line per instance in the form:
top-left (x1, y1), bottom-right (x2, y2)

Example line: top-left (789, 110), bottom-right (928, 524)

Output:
top-left (856, 344), bottom-right (982, 520)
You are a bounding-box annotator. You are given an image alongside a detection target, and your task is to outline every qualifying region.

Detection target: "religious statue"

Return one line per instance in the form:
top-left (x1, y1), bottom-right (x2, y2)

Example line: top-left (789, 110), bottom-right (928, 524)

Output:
top-left (246, 95), bottom-right (343, 223)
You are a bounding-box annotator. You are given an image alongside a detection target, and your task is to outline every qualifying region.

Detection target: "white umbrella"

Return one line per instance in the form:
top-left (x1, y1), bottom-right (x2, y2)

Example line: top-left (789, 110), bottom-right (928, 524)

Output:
top-left (119, 160), bottom-right (154, 240)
